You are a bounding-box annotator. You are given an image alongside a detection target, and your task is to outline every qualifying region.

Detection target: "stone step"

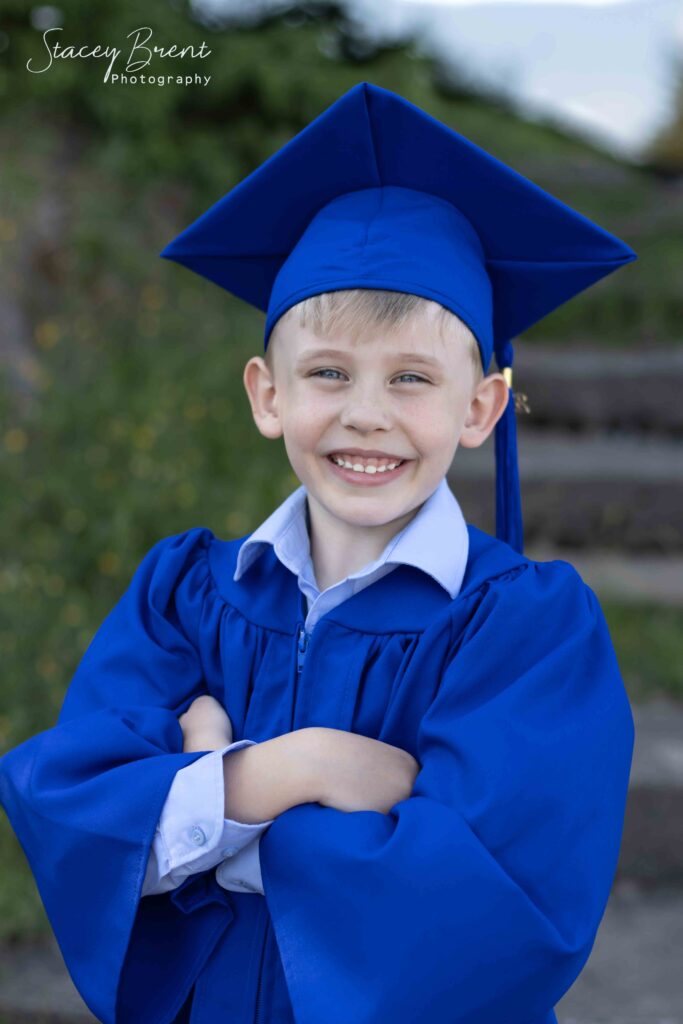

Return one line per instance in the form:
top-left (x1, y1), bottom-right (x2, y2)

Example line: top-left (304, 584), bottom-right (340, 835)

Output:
top-left (448, 426), bottom-right (683, 549)
top-left (0, 935), bottom-right (95, 1021)
top-left (555, 880), bottom-right (683, 1024)
top-left (453, 426), bottom-right (683, 482)
top-left (524, 546), bottom-right (683, 606)
top-left (619, 698), bottom-right (683, 887)
top-left (513, 344), bottom-right (683, 433)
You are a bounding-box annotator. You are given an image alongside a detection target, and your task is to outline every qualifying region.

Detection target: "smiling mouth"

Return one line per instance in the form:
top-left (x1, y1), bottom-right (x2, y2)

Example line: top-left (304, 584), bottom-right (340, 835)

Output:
top-left (326, 453), bottom-right (408, 475)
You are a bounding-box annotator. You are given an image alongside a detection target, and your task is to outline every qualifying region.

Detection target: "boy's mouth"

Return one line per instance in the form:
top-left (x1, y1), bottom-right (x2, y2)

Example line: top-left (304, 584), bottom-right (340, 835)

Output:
top-left (328, 452), bottom-right (406, 472)
top-left (325, 453), bottom-right (412, 485)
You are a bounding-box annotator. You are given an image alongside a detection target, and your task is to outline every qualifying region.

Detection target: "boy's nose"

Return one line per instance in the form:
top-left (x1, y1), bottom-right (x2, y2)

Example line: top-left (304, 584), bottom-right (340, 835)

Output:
top-left (338, 394), bottom-right (394, 432)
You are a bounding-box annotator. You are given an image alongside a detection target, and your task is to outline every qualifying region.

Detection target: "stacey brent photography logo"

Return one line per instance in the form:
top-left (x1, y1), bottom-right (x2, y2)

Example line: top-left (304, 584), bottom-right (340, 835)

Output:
top-left (26, 25), bottom-right (212, 87)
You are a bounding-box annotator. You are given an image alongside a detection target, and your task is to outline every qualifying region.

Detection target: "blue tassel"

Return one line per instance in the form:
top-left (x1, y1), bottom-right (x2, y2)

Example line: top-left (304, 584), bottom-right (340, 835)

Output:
top-left (494, 376), bottom-right (524, 555)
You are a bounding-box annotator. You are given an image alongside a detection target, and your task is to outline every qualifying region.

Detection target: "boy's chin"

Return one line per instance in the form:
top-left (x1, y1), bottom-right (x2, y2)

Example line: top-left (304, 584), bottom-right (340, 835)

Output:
top-left (307, 475), bottom-right (427, 521)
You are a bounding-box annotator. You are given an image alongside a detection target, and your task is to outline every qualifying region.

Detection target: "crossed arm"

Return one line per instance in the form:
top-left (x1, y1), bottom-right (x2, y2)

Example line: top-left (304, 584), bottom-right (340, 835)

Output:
top-left (178, 695), bottom-right (419, 822)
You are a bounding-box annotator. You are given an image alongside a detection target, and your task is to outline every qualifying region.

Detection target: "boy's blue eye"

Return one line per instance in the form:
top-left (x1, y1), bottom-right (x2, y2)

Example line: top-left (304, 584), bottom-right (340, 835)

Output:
top-left (311, 368), bottom-right (344, 380)
top-left (310, 369), bottom-right (428, 384)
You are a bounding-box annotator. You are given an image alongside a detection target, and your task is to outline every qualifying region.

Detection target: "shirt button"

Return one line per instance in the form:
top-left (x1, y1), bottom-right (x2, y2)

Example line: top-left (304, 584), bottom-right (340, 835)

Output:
top-left (190, 826), bottom-right (207, 846)
top-left (221, 846), bottom-right (239, 857)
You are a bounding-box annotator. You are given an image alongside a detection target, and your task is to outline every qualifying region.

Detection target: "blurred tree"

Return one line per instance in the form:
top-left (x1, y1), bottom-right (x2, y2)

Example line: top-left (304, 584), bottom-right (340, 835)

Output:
top-left (0, 0), bottom-right (613, 191)
top-left (1, 0), bottom-right (464, 190)
top-left (642, 54), bottom-right (683, 175)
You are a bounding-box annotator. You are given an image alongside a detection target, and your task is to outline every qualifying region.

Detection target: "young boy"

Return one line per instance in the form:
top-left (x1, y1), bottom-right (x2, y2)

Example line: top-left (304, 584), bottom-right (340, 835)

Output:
top-left (142, 288), bottom-right (505, 904)
top-left (0, 83), bottom-right (636, 1024)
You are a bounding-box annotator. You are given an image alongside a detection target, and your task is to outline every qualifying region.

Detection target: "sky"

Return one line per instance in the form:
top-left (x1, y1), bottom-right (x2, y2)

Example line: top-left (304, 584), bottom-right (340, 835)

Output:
top-left (347, 0), bottom-right (683, 161)
top-left (195, 0), bottom-right (683, 162)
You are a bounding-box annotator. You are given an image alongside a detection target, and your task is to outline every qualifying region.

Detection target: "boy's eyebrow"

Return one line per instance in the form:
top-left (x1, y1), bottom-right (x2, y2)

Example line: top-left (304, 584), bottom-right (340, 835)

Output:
top-left (296, 348), bottom-right (445, 368)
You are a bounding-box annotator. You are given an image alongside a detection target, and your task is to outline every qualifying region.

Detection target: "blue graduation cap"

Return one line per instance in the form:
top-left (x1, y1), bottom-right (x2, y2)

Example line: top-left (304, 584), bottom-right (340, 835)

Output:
top-left (160, 81), bottom-right (637, 554)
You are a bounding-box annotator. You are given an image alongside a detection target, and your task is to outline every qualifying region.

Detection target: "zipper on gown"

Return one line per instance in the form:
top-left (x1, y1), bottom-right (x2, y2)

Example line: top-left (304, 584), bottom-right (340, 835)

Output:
top-left (296, 626), bottom-right (309, 673)
top-left (254, 589), bottom-right (311, 1022)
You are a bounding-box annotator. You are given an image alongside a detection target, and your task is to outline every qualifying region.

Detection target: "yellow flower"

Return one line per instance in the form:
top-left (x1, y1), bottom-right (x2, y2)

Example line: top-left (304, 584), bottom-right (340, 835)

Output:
top-left (63, 603), bottom-right (83, 627)
top-left (0, 218), bottom-right (17, 242)
top-left (45, 574), bottom-right (65, 597)
top-left (98, 551), bottom-right (121, 576)
top-left (0, 633), bottom-right (16, 654)
top-left (37, 655), bottom-right (58, 680)
top-left (225, 509), bottom-right (249, 535)
top-left (4, 427), bottom-right (27, 454)
top-left (141, 284), bottom-right (165, 310)
top-left (35, 321), bottom-right (60, 349)
top-left (132, 424), bottom-right (156, 449)
top-left (183, 401), bottom-right (207, 422)
top-left (95, 470), bottom-right (117, 490)
top-left (176, 481), bottom-right (197, 507)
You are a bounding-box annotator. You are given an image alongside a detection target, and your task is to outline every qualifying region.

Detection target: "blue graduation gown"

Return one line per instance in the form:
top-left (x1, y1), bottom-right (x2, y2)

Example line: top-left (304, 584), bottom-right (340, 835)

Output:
top-left (0, 524), bottom-right (634, 1024)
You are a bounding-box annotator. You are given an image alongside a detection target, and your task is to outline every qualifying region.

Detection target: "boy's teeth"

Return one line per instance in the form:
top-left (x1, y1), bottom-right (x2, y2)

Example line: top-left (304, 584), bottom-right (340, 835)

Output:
top-left (330, 454), bottom-right (402, 473)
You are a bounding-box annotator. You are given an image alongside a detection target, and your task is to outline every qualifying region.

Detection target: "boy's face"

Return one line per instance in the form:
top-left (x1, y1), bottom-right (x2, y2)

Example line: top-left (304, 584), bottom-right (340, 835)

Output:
top-left (243, 306), bottom-right (508, 532)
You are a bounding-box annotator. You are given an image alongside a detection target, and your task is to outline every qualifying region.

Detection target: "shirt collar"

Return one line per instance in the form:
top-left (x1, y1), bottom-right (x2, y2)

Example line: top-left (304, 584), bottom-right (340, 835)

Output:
top-left (233, 475), bottom-right (469, 600)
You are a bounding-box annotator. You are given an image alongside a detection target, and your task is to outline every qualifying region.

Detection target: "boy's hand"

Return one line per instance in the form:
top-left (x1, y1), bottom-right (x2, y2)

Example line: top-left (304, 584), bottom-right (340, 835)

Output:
top-left (178, 695), bottom-right (234, 753)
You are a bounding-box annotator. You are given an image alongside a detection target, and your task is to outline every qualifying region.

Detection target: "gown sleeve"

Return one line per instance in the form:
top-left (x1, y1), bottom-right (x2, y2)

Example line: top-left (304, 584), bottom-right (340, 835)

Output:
top-left (0, 528), bottom-right (236, 1024)
top-left (258, 559), bottom-right (636, 1024)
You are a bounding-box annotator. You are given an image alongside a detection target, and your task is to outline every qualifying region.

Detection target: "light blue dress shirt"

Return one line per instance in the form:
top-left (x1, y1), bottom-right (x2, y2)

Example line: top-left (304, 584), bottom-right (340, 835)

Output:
top-left (142, 476), bottom-right (469, 898)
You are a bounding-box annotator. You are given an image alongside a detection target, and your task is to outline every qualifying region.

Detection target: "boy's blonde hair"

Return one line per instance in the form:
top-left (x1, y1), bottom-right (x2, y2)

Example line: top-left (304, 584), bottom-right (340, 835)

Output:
top-left (267, 289), bottom-right (485, 385)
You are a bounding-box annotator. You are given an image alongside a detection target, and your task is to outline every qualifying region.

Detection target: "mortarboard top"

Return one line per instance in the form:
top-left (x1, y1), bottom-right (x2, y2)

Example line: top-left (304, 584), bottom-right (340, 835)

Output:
top-left (160, 81), bottom-right (637, 555)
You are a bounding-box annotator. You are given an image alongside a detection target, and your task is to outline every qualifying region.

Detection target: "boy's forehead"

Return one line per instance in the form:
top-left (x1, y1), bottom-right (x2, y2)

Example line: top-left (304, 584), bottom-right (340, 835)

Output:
top-left (273, 306), bottom-right (457, 363)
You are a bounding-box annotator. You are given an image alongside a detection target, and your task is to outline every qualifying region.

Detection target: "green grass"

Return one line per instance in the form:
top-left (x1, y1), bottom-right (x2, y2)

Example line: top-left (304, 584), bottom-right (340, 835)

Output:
top-left (602, 602), bottom-right (683, 702)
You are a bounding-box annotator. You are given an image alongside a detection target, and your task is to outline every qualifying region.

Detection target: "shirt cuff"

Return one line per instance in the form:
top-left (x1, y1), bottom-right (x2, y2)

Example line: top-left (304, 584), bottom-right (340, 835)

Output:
top-left (216, 832), bottom-right (265, 895)
top-left (155, 739), bottom-right (274, 876)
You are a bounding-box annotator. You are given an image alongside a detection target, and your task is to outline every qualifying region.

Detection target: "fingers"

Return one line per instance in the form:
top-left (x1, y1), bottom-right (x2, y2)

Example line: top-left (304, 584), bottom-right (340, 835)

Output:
top-left (178, 695), bottom-right (234, 736)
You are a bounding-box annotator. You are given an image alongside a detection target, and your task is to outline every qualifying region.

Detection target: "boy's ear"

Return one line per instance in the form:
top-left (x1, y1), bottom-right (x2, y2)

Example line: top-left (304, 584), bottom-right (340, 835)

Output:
top-left (458, 373), bottom-right (509, 449)
top-left (242, 356), bottom-right (284, 440)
